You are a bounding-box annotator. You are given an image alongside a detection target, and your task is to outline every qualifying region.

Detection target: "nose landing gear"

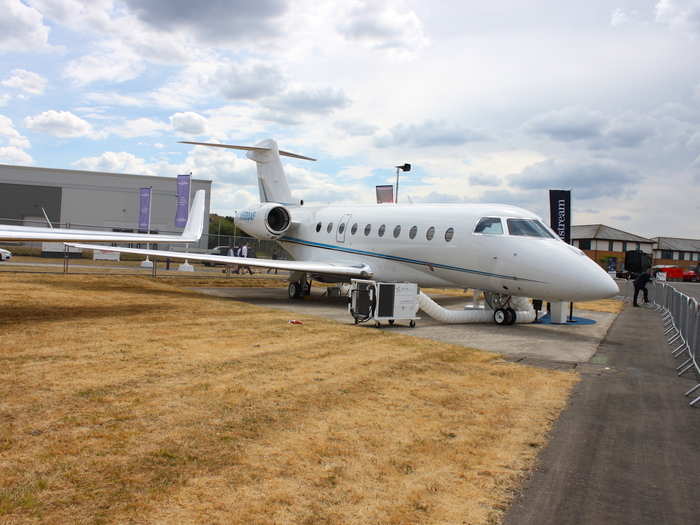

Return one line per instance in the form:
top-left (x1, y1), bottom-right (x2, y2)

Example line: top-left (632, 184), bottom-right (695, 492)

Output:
top-left (493, 307), bottom-right (516, 326)
top-left (486, 292), bottom-right (516, 326)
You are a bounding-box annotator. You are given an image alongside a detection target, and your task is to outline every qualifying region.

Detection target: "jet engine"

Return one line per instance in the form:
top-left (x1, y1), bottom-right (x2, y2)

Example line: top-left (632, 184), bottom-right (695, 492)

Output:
top-left (235, 203), bottom-right (292, 240)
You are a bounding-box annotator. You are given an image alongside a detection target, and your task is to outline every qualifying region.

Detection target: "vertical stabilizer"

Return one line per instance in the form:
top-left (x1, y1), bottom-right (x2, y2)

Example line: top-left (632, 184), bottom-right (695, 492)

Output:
top-left (179, 139), bottom-right (315, 205)
top-left (246, 139), bottom-right (293, 204)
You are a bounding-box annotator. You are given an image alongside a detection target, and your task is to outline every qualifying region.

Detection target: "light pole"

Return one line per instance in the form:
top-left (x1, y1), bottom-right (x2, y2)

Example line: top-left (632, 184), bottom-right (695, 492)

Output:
top-left (394, 163), bottom-right (411, 203)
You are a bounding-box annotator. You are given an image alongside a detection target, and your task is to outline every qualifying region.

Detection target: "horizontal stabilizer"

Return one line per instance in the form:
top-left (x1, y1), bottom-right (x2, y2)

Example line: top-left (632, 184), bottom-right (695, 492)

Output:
top-left (179, 141), bottom-right (317, 161)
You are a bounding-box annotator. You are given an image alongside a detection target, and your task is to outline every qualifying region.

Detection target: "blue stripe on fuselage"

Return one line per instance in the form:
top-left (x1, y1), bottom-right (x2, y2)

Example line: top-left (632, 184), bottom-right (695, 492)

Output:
top-left (280, 236), bottom-right (543, 283)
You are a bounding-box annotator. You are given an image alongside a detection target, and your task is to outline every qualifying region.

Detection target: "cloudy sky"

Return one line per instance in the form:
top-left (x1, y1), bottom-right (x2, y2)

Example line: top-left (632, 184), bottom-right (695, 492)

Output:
top-left (1, 0), bottom-right (699, 237)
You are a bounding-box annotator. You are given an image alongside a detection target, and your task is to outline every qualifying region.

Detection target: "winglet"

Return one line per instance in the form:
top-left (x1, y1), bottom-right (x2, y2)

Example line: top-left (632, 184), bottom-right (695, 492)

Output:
top-left (182, 189), bottom-right (206, 241)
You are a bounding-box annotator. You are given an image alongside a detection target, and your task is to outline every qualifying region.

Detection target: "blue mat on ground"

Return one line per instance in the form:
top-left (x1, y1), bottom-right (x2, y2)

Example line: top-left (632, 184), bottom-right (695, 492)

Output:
top-left (534, 313), bottom-right (597, 325)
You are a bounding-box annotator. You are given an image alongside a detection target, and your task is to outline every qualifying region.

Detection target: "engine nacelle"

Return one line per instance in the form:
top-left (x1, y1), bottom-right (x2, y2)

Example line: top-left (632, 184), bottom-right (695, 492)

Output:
top-left (235, 203), bottom-right (292, 240)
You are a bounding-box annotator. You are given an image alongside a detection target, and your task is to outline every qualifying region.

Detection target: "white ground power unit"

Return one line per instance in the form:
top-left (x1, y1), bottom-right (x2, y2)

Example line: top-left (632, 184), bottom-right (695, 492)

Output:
top-left (349, 279), bottom-right (420, 327)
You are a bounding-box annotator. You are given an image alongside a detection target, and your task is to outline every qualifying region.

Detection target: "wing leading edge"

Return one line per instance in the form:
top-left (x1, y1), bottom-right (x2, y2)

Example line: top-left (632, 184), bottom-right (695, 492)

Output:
top-left (0, 190), bottom-right (206, 243)
top-left (66, 243), bottom-right (374, 278)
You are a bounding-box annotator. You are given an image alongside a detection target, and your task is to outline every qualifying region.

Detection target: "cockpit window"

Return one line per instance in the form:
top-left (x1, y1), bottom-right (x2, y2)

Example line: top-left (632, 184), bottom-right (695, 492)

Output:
top-left (474, 217), bottom-right (504, 235)
top-left (506, 219), bottom-right (556, 238)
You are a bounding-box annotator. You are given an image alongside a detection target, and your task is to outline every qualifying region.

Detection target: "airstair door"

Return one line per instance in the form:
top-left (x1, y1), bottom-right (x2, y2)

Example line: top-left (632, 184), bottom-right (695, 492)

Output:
top-left (336, 214), bottom-right (351, 243)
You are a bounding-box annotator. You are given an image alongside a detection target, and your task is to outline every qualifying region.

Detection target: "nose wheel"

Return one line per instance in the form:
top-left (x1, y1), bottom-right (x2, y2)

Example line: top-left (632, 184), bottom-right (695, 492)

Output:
top-left (494, 307), bottom-right (516, 326)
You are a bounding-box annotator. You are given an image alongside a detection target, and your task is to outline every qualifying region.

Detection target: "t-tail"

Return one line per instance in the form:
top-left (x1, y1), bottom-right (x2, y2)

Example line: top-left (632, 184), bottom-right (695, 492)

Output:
top-left (180, 139), bottom-right (316, 205)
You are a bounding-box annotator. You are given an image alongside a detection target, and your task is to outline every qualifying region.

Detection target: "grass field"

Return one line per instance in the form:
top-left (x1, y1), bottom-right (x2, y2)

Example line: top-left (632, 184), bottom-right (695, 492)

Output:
top-left (1, 273), bottom-right (578, 524)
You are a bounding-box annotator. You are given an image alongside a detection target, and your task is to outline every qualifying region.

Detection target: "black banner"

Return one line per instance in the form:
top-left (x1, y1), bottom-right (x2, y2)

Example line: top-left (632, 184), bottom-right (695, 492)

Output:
top-left (549, 189), bottom-right (571, 244)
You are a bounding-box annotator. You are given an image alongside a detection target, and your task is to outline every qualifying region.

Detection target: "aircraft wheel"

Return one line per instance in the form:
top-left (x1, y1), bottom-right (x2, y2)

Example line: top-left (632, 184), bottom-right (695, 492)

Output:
top-left (493, 308), bottom-right (507, 325)
top-left (409, 320), bottom-right (416, 328)
top-left (375, 322), bottom-right (381, 328)
top-left (505, 308), bottom-right (517, 325)
top-left (388, 319), bottom-right (395, 325)
top-left (288, 281), bottom-right (302, 299)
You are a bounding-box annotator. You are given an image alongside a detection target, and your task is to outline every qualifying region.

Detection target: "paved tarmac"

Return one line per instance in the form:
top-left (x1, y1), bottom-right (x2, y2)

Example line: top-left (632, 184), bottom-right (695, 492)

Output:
top-left (503, 304), bottom-right (700, 525)
top-left (669, 282), bottom-right (700, 302)
top-left (194, 287), bottom-right (615, 364)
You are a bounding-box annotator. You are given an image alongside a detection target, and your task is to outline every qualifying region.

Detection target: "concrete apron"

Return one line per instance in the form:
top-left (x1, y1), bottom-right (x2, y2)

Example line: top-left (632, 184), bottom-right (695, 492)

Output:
top-left (193, 287), bottom-right (617, 365)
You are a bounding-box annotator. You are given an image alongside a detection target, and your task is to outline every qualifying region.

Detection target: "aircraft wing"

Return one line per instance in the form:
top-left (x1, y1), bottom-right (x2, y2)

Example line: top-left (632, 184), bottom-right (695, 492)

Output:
top-left (65, 243), bottom-right (374, 278)
top-left (0, 190), bottom-right (206, 243)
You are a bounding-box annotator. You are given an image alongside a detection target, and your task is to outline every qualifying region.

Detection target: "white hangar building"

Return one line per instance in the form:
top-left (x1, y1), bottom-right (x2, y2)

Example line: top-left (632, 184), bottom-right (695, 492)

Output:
top-left (0, 164), bottom-right (212, 250)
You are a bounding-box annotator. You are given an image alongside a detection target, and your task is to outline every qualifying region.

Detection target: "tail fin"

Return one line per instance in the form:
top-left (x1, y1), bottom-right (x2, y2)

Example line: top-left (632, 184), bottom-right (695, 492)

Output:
top-left (179, 139), bottom-right (315, 204)
top-left (182, 189), bottom-right (206, 240)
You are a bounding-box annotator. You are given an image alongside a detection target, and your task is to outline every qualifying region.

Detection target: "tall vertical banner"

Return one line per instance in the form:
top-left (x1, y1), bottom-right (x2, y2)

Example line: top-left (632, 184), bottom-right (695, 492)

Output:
top-left (376, 185), bottom-right (394, 203)
top-left (138, 187), bottom-right (151, 233)
top-left (175, 174), bottom-right (191, 227)
top-left (549, 189), bottom-right (571, 244)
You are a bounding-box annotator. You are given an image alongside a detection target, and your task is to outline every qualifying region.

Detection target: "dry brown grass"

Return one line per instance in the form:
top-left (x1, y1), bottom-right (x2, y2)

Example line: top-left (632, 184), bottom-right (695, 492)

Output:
top-left (1, 273), bottom-right (577, 524)
top-left (575, 298), bottom-right (624, 313)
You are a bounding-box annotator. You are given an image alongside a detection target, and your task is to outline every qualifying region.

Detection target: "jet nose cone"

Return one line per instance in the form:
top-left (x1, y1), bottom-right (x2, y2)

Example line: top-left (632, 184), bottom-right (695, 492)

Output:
top-left (578, 261), bottom-right (619, 300)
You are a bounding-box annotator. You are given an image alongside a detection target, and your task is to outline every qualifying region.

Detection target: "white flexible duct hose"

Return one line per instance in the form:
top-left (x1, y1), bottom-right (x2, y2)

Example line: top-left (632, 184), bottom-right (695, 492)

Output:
top-left (418, 292), bottom-right (536, 324)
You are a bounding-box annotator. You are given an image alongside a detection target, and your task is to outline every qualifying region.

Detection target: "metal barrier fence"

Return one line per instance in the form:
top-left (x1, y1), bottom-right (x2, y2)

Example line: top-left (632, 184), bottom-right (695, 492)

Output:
top-left (646, 281), bottom-right (700, 407)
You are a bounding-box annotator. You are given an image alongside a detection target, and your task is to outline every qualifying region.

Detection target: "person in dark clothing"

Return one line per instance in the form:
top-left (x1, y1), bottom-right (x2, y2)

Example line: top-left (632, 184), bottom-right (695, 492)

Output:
top-left (633, 270), bottom-right (651, 307)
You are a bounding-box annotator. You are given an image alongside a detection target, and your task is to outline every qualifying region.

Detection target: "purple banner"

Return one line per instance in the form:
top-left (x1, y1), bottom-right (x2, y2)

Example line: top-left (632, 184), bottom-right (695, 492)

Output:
top-left (138, 187), bottom-right (151, 233)
top-left (175, 174), bottom-right (191, 227)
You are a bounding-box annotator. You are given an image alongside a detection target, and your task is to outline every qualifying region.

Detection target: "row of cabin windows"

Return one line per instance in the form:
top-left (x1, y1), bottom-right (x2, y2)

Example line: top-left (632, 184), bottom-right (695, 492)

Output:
top-left (316, 221), bottom-right (455, 242)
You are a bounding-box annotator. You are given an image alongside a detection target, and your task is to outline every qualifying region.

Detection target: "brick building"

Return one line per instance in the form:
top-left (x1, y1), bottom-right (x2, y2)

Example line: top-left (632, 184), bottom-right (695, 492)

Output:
top-left (571, 224), bottom-right (654, 271)
top-left (651, 237), bottom-right (700, 269)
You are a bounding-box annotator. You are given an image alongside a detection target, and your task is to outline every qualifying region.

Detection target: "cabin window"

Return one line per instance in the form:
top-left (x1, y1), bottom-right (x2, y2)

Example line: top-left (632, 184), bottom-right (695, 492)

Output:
top-left (474, 217), bottom-right (503, 235)
top-left (661, 249), bottom-right (672, 259)
top-left (378, 224), bottom-right (386, 237)
top-left (445, 227), bottom-right (454, 242)
top-left (351, 223), bottom-right (358, 235)
top-left (338, 223), bottom-right (345, 234)
top-left (409, 225), bottom-right (417, 239)
top-left (364, 224), bottom-right (371, 236)
top-left (506, 219), bottom-right (556, 238)
top-left (326, 222), bottom-right (333, 233)
top-left (393, 225), bottom-right (401, 238)
top-left (426, 226), bottom-right (435, 241)
top-left (316, 222), bottom-right (322, 232)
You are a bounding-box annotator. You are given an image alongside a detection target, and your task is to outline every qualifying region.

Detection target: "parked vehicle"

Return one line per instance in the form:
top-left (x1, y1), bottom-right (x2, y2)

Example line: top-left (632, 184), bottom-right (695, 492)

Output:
top-left (0, 247), bottom-right (12, 261)
top-left (683, 269), bottom-right (699, 282)
top-left (203, 245), bottom-right (233, 266)
top-left (653, 265), bottom-right (684, 281)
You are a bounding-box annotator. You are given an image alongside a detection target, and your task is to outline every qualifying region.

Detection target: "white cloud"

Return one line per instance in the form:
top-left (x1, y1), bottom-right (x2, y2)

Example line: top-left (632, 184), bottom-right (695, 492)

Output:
top-left (24, 110), bottom-right (92, 138)
top-left (0, 0), bottom-right (52, 53)
top-left (100, 118), bottom-right (169, 139)
top-left (169, 112), bottom-right (207, 135)
top-left (0, 114), bottom-right (30, 148)
top-left (1, 69), bottom-right (47, 95)
top-left (337, 0), bottom-right (428, 56)
top-left (84, 92), bottom-right (145, 107)
top-left (73, 151), bottom-right (151, 174)
top-left (0, 146), bottom-right (33, 165)
top-left (0, 94), bottom-right (10, 107)
top-left (63, 41), bottom-right (144, 86)
top-left (655, 0), bottom-right (700, 35)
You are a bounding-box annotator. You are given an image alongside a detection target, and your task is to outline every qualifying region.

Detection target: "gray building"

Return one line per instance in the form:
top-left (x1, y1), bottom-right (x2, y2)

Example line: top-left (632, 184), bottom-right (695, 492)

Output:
top-left (0, 164), bottom-right (211, 250)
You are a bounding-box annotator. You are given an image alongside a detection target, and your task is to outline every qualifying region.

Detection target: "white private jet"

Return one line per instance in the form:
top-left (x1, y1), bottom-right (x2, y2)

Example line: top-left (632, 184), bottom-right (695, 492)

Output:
top-left (0, 190), bottom-right (206, 243)
top-left (69, 139), bottom-right (619, 324)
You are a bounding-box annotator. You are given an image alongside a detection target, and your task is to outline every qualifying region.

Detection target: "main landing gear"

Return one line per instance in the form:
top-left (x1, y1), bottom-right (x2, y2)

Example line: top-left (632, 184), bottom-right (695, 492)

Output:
top-left (485, 291), bottom-right (516, 326)
top-left (288, 279), bottom-right (311, 299)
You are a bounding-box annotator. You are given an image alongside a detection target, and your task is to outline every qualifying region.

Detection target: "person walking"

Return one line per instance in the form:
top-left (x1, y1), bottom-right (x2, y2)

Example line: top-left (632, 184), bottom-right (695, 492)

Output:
top-left (240, 243), bottom-right (253, 274)
top-left (633, 269), bottom-right (651, 307)
top-left (267, 248), bottom-right (278, 274)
